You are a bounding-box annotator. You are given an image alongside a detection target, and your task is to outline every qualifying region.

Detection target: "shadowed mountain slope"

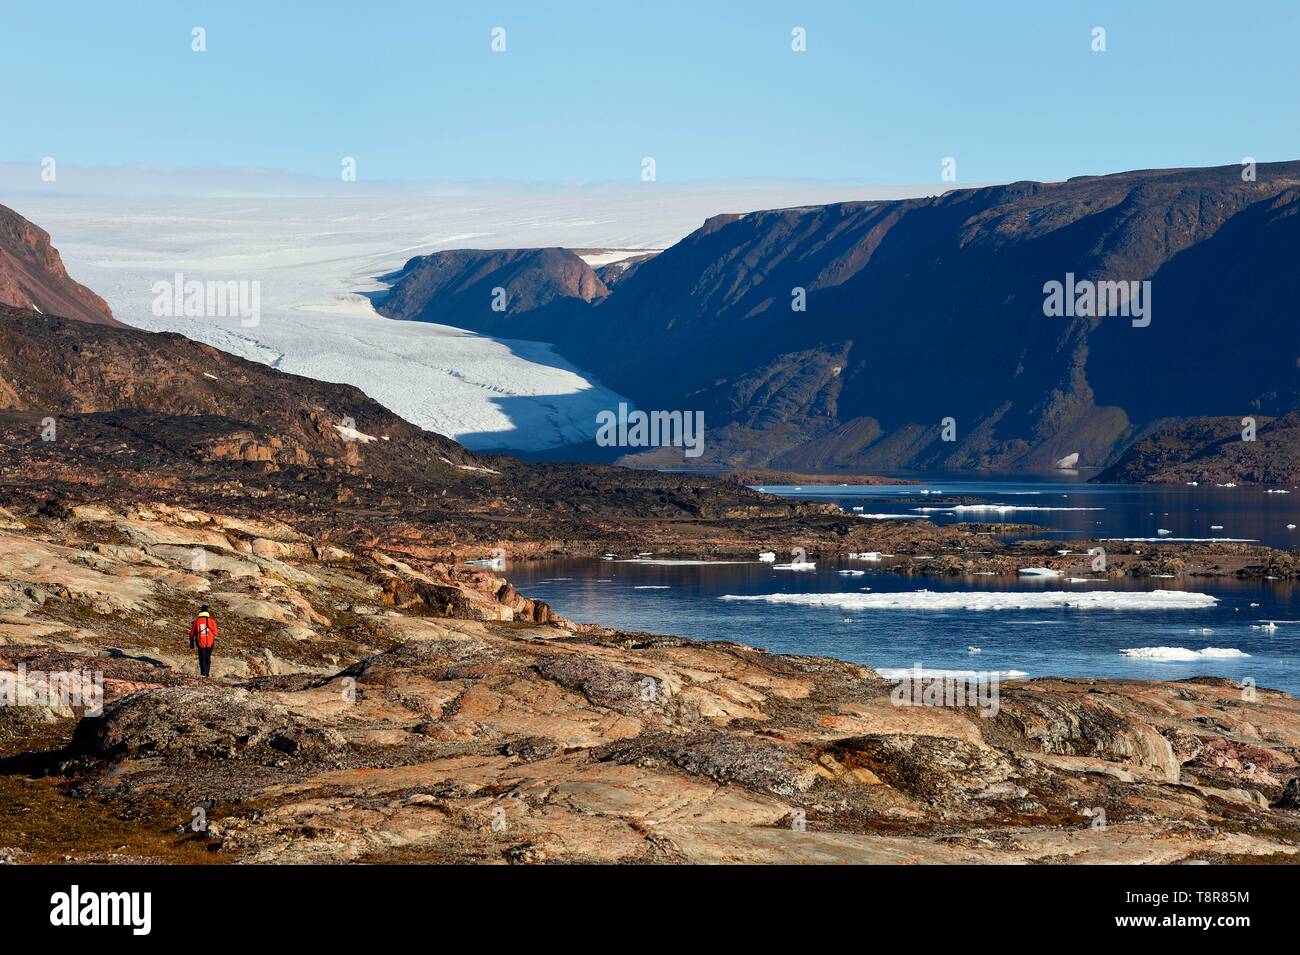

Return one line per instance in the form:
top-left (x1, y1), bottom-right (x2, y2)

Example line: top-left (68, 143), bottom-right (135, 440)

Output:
top-left (380, 162), bottom-right (1300, 478)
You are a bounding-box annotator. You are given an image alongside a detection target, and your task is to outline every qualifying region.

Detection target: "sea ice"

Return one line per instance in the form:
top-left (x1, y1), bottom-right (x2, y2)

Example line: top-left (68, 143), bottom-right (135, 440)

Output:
top-left (876, 666), bottom-right (1027, 680)
top-left (1119, 647), bottom-right (1249, 660)
top-left (911, 504), bottom-right (1102, 514)
top-left (718, 590), bottom-right (1219, 611)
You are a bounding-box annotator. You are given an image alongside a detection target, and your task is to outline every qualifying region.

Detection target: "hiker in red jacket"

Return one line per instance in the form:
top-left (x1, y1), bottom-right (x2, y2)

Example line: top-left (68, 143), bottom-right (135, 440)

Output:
top-left (189, 604), bottom-right (218, 677)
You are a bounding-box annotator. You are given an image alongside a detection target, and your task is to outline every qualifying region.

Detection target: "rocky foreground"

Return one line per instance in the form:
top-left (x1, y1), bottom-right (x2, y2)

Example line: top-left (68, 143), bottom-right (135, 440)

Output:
top-left (2, 501), bottom-right (1299, 864)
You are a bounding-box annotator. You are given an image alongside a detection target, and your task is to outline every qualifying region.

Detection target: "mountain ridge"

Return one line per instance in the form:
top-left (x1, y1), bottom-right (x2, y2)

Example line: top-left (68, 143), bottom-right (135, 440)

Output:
top-left (0, 203), bottom-right (119, 327)
top-left (379, 161), bottom-right (1300, 480)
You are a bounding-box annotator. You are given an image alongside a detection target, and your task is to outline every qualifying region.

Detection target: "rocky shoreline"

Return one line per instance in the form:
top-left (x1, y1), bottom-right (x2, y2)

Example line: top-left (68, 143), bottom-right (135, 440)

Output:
top-left (1, 499), bottom-right (1298, 864)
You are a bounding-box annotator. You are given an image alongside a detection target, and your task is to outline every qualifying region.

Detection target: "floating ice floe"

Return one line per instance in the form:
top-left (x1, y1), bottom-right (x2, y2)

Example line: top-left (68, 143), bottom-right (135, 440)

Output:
top-left (911, 504), bottom-right (1103, 514)
top-left (1216, 482), bottom-right (1237, 488)
top-left (1103, 536), bottom-right (1256, 543)
top-left (837, 569), bottom-right (866, 576)
top-left (858, 513), bottom-right (926, 520)
top-left (772, 561), bottom-right (816, 571)
top-left (1156, 529), bottom-right (1172, 535)
top-left (1210, 525), bottom-right (1224, 530)
top-left (849, 552), bottom-right (884, 561)
top-left (1187, 628), bottom-right (1214, 635)
top-left (1288, 524), bottom-right (1297, 530)
top-left (1253, 621), bottom-right (1279, 631)
top-left (1265, 489), bottom-right (1290, 494)
top-left (623, 558), bottom-right (750, 566)
top-left (633, 585), bottom-right (671, 590)
top-left (877, 666), bottom-right (1027, 681)
top-left (851, 506), bottom-right (864, 511)
top-left (1018, 567), bottom-right (1063, 577)
top-left (718, 590), bottom-right (1219, 611)
top-left (464, 557), bottom-right (505, 569)
top-left (967, 646), bottom-right (982, 654)
top-left (758, 551), bottom-right (777, 562)
top-left (1186, 481), bottom-right (1198, 486)
top-left (1119, 647), bottom-right (1249, 660)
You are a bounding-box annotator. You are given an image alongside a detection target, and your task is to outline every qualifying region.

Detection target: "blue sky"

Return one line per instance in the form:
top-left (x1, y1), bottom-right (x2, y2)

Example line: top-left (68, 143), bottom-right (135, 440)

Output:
top-left (3, 0), bottom-right (1298, 185)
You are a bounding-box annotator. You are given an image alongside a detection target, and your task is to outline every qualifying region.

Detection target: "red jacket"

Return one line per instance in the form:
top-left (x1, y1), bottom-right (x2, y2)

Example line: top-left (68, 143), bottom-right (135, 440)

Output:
top-left (189, 614), bottom-right (218, 649)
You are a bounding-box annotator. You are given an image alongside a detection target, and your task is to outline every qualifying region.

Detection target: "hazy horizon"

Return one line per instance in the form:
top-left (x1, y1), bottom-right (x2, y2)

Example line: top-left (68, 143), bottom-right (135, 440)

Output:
top-left (4, 0), bottom-right (1298, 188)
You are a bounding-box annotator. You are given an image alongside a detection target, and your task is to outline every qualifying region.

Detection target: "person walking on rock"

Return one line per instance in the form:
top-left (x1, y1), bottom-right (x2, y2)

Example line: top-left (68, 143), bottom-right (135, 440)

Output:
top-left (189, 604), bottom-right (218, 678)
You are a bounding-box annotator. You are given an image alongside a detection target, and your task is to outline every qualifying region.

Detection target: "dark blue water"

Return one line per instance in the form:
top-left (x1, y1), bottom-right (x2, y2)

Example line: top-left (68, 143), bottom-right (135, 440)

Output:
top-left (504, 476), bottom-right (1299, 693)
top-left (752, 476), bottom-right (1300, 550)
top-left (507, 557), bottom-right (1299, 693)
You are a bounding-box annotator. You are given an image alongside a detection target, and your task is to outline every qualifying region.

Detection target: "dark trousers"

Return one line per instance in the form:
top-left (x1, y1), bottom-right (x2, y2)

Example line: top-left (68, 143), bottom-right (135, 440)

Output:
top-left (197, 647), bottom-right (213, 677)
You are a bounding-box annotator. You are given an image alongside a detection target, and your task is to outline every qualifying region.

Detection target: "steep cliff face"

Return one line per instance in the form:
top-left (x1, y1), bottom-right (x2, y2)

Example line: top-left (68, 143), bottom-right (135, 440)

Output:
top-left (379, 163), bottom-right (1300, 476)
top-left (0, 204), bottom-right (119, 326)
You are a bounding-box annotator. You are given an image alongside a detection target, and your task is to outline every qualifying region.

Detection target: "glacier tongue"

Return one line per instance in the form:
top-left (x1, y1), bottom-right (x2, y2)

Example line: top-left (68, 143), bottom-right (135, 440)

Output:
top-left (14, 187), bottom-right (887, 451)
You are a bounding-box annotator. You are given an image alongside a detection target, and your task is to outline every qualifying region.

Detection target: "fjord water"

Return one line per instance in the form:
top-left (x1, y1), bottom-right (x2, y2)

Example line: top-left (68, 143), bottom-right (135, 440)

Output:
top-left (506, 478), bottom-right (1300, 694)
top-left (756, 476), bottom-right (1300, 550)
top-left (509, 557), bottom-right (1299, 693)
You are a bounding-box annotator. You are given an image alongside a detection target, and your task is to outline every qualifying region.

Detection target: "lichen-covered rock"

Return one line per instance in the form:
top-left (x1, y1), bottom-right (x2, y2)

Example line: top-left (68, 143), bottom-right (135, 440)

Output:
top-left (70, 685), bottom-right (346, 762)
